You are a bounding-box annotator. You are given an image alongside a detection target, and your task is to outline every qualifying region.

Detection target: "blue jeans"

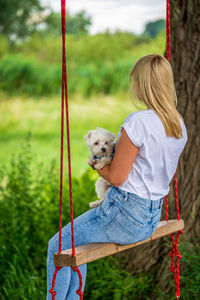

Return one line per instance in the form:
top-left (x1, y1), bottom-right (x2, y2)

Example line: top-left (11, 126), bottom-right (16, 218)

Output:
top-left (47, 186), bottom-right (164, 300)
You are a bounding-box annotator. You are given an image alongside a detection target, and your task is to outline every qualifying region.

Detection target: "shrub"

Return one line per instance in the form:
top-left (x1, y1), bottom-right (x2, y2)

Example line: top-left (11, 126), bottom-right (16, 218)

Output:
top-left (0, 31), bottom-right (166, 97)
top-left (180, 241), bottom-right (200, 299)
top-left (0, 136), bottom-right (96, 298)
top-left (0, 55), bottom-right (61, 96)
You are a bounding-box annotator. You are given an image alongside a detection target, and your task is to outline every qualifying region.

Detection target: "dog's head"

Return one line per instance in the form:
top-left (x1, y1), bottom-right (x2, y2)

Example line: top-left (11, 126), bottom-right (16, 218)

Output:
top-left (85, 127), bottom-right (115, 156)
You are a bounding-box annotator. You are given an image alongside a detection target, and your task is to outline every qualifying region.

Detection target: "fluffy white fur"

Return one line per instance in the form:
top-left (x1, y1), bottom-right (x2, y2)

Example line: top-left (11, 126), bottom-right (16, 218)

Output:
top-left (85, 127), bottom-right (115, 208)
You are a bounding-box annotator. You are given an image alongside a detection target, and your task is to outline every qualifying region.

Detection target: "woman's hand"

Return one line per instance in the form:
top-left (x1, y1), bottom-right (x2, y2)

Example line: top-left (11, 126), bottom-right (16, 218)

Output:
top-left (96, 128), bottom-right (139, 187)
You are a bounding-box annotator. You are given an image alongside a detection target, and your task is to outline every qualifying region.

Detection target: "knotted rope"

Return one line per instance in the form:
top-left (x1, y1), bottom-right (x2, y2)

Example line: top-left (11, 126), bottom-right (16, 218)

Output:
top-left (49, 0), bottom-right (84, 299)
top-left (165, 2), bottom-right (182, 298)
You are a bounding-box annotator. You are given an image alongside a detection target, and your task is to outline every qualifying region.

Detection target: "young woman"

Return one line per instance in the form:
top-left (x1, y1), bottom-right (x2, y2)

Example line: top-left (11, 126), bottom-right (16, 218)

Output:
top-left (47, 54), bottom-right (188, 299)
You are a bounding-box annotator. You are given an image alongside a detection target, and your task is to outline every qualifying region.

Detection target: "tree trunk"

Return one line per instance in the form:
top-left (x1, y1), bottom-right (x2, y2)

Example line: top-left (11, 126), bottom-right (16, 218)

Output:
top-left (116, 0), bottom-right (200, 292)
top-left (171, 0), bottom-right (200, 241)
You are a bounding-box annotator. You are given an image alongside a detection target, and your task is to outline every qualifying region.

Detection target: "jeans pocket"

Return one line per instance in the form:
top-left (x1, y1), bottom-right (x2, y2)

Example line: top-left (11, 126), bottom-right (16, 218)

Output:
top-left (104, 207), bottom-right (145, 244)
top-left (125, 198), bottom-right (151, 222)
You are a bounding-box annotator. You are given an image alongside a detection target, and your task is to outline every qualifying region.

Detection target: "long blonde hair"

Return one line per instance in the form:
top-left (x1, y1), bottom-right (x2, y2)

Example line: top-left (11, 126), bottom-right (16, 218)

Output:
top-left (129, 54), bottom-right (183, 138)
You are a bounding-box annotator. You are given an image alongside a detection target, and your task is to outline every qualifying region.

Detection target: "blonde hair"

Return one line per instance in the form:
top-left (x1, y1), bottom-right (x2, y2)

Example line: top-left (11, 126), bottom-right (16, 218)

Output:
top-left (129, 54), bottom-right (183, 138)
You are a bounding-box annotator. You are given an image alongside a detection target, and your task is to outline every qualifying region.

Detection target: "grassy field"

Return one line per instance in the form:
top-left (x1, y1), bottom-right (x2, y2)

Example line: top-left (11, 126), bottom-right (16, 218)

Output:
top-left (0, 93), bottom-right (145, 176)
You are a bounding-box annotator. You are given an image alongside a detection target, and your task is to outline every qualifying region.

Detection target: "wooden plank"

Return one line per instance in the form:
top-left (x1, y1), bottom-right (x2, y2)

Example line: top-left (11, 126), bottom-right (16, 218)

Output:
top-left (54, 219), bottom-right (184, 267)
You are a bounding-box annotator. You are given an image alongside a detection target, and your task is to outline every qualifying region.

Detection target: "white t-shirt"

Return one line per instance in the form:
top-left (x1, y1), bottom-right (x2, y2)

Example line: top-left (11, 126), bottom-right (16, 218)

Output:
top-left (116, 109), bottom-right (188, 200)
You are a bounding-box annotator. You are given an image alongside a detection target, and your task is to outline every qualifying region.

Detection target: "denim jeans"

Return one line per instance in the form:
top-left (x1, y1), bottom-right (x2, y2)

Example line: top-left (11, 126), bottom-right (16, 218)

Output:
top-left (47, 186), bottom-right (164, 300)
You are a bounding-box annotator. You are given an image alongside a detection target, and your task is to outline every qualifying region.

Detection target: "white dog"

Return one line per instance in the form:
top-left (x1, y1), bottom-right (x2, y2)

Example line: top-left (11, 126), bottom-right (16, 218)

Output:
top-left (85, 127), bottom-right (115, 208)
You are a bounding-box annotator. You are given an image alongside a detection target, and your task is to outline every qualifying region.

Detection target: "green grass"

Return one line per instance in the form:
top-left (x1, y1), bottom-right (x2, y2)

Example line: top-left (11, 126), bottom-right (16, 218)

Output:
top-left (0, 94), bottom-right (145, 176)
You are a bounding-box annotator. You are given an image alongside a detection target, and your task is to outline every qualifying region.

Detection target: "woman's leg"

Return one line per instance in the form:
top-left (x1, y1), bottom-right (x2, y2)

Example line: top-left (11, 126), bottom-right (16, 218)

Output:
top-left (46, 198), bottom-right (117, 300)
top-left (64, 264), bottom-right (86, 300)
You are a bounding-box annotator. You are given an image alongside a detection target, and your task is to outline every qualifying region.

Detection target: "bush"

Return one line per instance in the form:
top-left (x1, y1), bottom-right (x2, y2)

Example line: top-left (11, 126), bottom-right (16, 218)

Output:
top-left (0, 55), bottom-right (61, 96)
top-left (0, 55), bottom-right (135, 97)
top-left (0, 31), bottom-right (166, 97)
top-left (180, 241), bottom-right (200, 299)
top-left (85, 257), bottom-right (154, 300)
top-left (0, 136), bottom-right (95, 298)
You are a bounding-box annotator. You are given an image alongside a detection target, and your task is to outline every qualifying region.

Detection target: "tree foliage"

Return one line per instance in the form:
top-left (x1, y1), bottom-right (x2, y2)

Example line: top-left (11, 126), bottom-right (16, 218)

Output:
top-left (52, 10), bottom-right (91, 35)
top-left (0, 1), bottom-right (92, 41)
top-left (42, 10), bottom-right (92, 36)
top-left (144, 19), bottom-right (166, 38)
top-left (0, 0), bottom-right (42, 39)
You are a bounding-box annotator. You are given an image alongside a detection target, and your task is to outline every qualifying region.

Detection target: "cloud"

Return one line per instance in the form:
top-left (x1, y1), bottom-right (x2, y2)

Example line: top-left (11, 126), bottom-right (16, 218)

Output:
top-left (41, 0), bottom-right (166, 34)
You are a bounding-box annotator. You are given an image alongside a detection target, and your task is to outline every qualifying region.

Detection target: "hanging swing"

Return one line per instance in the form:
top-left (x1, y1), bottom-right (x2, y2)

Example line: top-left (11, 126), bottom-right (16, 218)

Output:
top-left (50, 1), bottom-right (184, 299)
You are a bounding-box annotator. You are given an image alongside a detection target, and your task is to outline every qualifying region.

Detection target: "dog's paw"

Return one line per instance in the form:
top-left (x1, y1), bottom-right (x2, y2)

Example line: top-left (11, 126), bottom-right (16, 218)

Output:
top-left (94, 162), bottom-right (105, 170)
top-left (89, 201), bottom-right (98, 208)
top-left (89, 200), bottom-right (102, 208)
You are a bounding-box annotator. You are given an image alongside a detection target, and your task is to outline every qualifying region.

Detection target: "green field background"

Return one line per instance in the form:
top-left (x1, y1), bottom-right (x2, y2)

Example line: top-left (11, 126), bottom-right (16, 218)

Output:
top-left (0, 94), bottom-right (139, 176)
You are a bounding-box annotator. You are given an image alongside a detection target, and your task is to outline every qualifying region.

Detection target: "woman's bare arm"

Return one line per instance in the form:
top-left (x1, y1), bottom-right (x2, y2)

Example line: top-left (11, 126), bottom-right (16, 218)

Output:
top-left (95, 128), bottom-right (139, 187)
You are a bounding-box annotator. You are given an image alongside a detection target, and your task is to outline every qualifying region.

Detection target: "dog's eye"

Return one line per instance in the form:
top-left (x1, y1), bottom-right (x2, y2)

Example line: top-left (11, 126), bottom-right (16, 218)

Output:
top-left (105, 141), bottom-right (108, 145)
top-left (94, 142), bottom-right (98, 145)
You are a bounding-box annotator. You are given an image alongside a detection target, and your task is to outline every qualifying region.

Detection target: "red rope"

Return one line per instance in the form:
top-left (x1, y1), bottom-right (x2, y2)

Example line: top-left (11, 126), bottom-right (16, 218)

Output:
top-left (72, 267), bottom-right (84, 300)
top-left (166, 0), bottom-right (171, 63)
top-left (165, 1), bottom-right (182, 298)
top-left (174, 172), bottom-right (180, 221)
top-left (61, 0), bottom-right (76, 255)
top-left (49, 267), bottom-right (63, 300)
top-left (49, 0), bottom-right (84, 299)
top-left (165, 194), bottom-right (169, 221)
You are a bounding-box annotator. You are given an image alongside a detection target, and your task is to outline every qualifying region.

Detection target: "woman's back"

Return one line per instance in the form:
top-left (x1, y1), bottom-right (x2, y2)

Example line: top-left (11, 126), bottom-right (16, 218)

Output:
top-left (116, 109), bottom-right (188, 200)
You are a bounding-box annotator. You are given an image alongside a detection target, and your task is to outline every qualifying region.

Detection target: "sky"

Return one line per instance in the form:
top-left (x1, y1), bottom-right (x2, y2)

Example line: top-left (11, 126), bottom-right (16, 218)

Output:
top-left (41, 0), bottom-right (166, 35)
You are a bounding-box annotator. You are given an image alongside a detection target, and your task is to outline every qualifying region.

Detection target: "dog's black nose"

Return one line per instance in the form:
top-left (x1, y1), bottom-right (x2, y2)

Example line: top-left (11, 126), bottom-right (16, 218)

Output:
top-left (101, 147), bottom-right (106, 153)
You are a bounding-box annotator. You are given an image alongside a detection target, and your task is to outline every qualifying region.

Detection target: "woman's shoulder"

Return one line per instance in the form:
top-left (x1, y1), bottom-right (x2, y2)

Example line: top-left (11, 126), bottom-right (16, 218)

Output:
top-left (119, 109), bottom-right (156, 148)
top-left (123, 109), bottom-right (155, 124)
top-left (124, 110), bottom-right (188, 144)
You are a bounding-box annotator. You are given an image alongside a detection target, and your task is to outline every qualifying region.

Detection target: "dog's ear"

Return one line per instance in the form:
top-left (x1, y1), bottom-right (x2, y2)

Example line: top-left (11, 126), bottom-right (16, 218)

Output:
top-left (108, 132), bottom-right (115, 142)
top-left (84, 130), bottom-right (94, 146)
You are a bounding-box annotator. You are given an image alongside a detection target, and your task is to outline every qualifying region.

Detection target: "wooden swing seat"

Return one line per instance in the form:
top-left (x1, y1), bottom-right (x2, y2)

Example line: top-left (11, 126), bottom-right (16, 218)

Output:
top-left (54, 219), bottom-right (184, 267)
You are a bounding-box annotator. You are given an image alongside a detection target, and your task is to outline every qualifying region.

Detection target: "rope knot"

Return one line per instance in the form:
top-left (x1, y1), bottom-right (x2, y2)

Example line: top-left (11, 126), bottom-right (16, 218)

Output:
top-left (71, 266), bottom-right (84, 299)
top-left (169, 265), bottom-right (175, 272)
top-left (169, 244), bottom-right (181, 259)
top-left (76, 290), bottom-right (84, 296)
top-left (49, 289), bottom-right (56, 297)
